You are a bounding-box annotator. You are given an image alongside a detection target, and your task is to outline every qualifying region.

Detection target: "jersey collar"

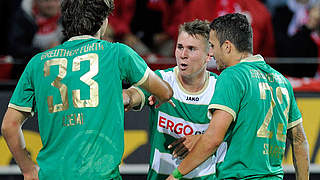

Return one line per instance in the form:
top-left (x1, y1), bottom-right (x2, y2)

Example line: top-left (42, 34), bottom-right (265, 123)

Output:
top-left (174, 66), bottom-right (210, 95)
top-left (67, 35), bottom-right (98, 42)
top-left (240, 54), bottom-right (265, 63)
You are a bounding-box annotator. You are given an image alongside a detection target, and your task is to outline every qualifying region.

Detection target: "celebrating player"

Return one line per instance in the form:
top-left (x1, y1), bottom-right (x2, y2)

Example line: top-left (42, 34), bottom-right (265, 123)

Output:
top-left (124, 19), bottom-right (220, 179)
top-left (167, 13), bottom-right (309, 180)
top-left (1, 0), bottom-right (173, 179)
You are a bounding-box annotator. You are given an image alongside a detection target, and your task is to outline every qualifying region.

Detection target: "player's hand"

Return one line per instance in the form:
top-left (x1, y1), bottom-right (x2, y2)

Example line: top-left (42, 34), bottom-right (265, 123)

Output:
top-left (166, 175), bottom-right (178, 180)
top-left (168, 135), bottom-right (201, 158)
top-left (23, 166), bottom-right (39, 180)
top-left (148, 95), bottom-right (175, 109)
top-left (123, 90), bottom-right (131, 112)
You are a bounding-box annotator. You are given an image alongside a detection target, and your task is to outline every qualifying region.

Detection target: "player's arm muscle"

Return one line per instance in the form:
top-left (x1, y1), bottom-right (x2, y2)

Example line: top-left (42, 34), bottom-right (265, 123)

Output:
top-left (176, 109), bottom-right (233, 175)
top-left (287, 123), bottom-right (310, 180)
top-left (1, 108), bottom-right (38, 177)
top-left (139, 71), bottom-right (173, 105)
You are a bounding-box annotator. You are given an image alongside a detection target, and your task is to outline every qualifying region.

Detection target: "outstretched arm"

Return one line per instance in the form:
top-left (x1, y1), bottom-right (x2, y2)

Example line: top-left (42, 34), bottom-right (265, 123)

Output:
top-left (1, 108), bottom-right (38, 180)
top-left (287, 123), bottom-right (309, 180)
top-left (139, 70), bottom-right (173, 106)
top-left (123, 71), bottom-right (174, 111)
top-left (166, 109), bottom-right (233, 179)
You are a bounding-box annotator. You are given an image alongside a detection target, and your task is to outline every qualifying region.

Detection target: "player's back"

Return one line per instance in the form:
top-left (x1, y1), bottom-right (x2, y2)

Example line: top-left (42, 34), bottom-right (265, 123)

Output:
top-left (214, 55), bottom-right (301, 179)
top-left (15, 36), bottom-right (148, 179)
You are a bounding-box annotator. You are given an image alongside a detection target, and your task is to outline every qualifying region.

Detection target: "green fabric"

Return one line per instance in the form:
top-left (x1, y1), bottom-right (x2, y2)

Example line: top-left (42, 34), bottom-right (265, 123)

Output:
top-left (9, 36), bottom-right (148, 179)
top-left (140, 67), bottom-right (219, 180)
top-left (210, 55), bottom-right (301, 179)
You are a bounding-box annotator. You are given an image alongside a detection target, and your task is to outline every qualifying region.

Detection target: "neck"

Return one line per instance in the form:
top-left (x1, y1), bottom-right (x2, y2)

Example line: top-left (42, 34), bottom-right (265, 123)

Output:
top-left (229, 52), bottom-right (252, 67)
top-left (178, 69), bottom-right (208, 93)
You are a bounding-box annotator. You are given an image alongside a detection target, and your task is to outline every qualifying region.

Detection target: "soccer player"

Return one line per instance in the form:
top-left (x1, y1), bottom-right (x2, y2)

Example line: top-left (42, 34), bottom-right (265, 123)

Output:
top-left (166, 13), bottom-right (310, 180)
top-left (1, 0), bottom-right (173, 179)
top-left (124, 19), bottom-right (219, 179)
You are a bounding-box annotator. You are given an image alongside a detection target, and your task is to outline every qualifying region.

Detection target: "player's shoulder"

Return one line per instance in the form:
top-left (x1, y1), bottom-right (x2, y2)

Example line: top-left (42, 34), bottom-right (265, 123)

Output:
top-left (115, 42), bottom-right (136, 53)
top-left (156, 67), bottom-right (175, 74)
top-left (219, 65), bottom-right (242, 77)
top-left (155, 67), bottom-right (176, 82)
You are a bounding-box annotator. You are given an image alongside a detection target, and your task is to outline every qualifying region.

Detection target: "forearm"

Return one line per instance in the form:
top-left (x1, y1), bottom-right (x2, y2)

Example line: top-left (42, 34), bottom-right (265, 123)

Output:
top-left (2, 123), bottom-right (35, 172)
top-left (292, 140), bottom-right (309, 180)
top-left (175, 109), bottom-right (233, 177)
top-left (1, 108), bottom-right (36, 173)
top-left (140, 71), bottom-right (173, 102)
top-left (177, 133), bottom-right (219, 175)
top-left (289, 124), bottom-right (310, 180)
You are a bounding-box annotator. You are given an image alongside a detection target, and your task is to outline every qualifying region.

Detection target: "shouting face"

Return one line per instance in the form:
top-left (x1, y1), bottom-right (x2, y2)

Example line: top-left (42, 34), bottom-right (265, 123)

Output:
top-left (175, 31), bottom-right (211, 79)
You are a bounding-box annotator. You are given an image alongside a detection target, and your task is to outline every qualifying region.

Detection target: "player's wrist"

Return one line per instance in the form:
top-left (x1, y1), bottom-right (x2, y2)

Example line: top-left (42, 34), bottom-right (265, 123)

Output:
top-left (172, 168), bottom-right (183, 179)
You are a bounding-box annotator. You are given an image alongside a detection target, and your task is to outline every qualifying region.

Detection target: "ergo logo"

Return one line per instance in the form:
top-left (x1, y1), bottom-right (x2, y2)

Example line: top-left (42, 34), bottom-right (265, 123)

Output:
top-left (157, 112), bottom-right (208, 138)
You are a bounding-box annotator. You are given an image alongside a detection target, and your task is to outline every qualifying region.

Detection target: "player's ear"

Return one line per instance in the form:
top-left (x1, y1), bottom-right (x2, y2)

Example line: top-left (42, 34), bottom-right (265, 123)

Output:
top-left (222, 40), bottom-right (232, 54)
top-left (105, 18), bottom-right (108, 27)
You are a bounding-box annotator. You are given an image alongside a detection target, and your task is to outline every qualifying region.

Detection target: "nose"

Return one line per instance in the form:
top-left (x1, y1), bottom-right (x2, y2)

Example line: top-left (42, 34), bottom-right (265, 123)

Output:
top-left (180, 48), bottom-right (188, 58)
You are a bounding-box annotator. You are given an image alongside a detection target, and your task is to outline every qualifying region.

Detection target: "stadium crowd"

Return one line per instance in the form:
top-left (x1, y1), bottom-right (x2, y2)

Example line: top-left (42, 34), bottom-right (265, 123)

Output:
top-left (0, 0), bottom-right (320, 79)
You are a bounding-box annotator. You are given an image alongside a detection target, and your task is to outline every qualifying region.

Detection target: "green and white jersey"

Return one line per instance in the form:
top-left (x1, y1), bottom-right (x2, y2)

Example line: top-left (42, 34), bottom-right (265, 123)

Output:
top-left (9, 35), bottom-right (150, 180)
top-left (209, 55), bottom-right (302, 179)
top-left (137, 67), bottom-right (219, 180)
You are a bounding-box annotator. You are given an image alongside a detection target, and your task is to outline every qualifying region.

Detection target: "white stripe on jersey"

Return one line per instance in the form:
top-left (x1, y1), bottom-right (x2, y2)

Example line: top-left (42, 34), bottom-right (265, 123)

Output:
top-left (151, 148), bottom-right (216, 178)
top-left (157, 111), bottom-right (209, 138)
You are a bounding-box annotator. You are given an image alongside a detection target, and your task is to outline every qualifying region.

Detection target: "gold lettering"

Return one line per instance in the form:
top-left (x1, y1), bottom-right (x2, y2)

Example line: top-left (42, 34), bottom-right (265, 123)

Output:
top-left (262, 143), bottom-right (286, 159)
top-left (263, 143), bottom-right (268, 155)
top-left (63, 113), bottom-right (84, 127)
top-left (75, 113), bottom-right (83, 124)
top-left (72, 53), bottom-right (99, 108)
top-left (44, 58), bottom-right (69, 113)
top-left (99, 44), bottom-right (104, 50)
top-left (267, 74), bottom-right (274, 82)
top-left (67, 114), bottom-right (74, 126)
top-left (88, 43), bottom-right (94, 52)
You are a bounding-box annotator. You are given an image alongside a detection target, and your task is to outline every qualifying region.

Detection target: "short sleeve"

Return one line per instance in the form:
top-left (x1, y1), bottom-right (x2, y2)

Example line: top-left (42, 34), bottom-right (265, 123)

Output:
top-left (134, 70), bottom-right (163, 110)
top-left (286, 82), bottom-right (302, 129)
top-left (117, 43), bottom-right (151, 86)
top-left (208, 69), bottom-right (244, 121)
top-left (9, 61), bottom-right (36, 115)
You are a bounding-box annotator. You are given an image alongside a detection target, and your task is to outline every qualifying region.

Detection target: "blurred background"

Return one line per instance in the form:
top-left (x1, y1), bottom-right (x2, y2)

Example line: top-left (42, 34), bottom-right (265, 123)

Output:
top-left (1, 0), bottom-right (320, 179)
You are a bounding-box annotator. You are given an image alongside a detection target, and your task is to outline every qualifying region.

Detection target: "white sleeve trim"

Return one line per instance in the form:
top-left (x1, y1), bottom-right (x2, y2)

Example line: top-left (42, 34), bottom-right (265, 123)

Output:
top-left (8, 103), bottom-right (34, 116)
top-left (134, 67), bottom-right (152, 86)
top-left (287, 118), bottom-right (303, 129)
top-left (208, 104), bottom-right (236, 121)
top-left (131, 86), bottom-right (146, 111)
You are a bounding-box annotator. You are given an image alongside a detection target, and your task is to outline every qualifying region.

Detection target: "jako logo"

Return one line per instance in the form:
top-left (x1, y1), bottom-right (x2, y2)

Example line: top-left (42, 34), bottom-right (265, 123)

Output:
top-left (157, 112), bottom-right (208, 138)
top-left (186, 96), bottom-right (199, 101)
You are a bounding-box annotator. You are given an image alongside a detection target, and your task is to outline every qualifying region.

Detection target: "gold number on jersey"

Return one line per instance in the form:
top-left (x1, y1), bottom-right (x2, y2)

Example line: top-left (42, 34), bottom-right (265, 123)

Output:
top-left (72, 53), bottom-right (99, 108)
top-left (257, 83), bottom-right (290, 142)
top-left (44, 53), bottom-right (99, 113)
top-left (44, 58), bottom-right (69, 113)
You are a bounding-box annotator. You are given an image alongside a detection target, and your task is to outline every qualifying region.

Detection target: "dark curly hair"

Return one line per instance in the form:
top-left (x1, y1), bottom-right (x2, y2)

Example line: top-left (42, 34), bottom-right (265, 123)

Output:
top-left (61, 0), bottom-right (115, 39)
top-left (210, 13), bottom-right (253, 53)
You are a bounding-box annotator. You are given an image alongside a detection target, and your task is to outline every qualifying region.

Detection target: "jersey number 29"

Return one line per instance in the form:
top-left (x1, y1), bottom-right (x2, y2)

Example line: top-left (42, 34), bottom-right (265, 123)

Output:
top-left (257, 82), bottom-right (290, 143)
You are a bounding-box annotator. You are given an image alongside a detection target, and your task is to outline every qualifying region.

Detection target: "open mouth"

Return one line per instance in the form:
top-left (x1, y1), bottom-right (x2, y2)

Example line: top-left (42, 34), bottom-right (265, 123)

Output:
top-left (180, 63), bottom-right (188, 70)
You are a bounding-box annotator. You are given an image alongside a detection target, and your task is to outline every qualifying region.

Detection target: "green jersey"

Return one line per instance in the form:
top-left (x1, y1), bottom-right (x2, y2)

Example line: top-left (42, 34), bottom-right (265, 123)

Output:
top-left (138, 67), bottom-right (219, 180)
top-left (9, 35), bottom-right (150, 180)
top-left (209, 55), bottom-right (302, 179)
